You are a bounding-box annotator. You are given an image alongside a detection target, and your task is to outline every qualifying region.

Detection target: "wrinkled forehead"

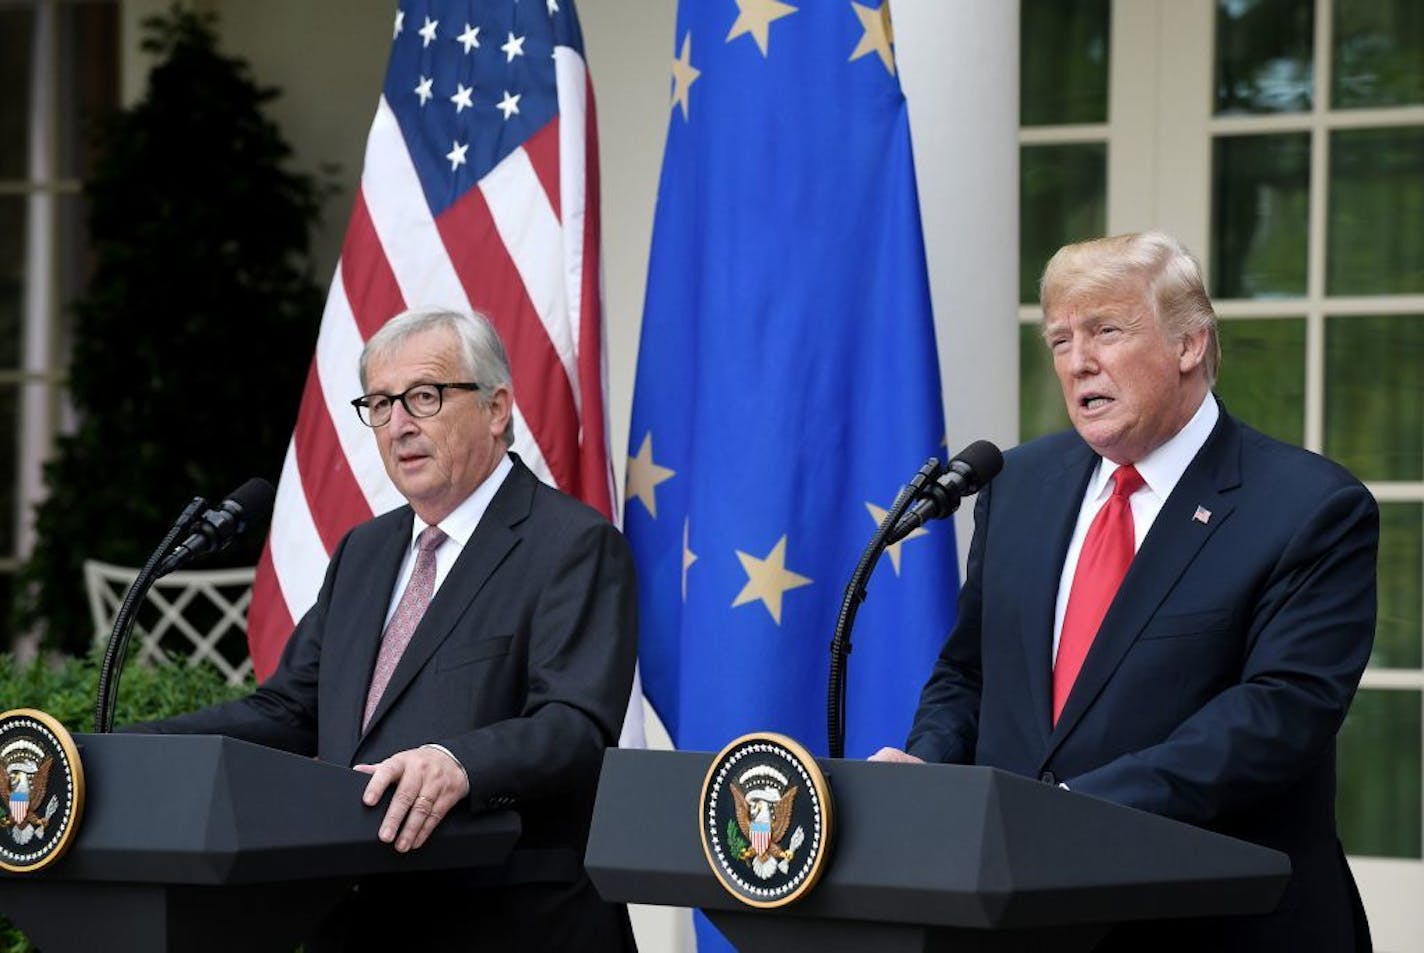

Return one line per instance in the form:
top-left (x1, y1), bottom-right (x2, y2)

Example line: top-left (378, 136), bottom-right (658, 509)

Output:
top-left (1043, 284), bottom-right (1157, 331)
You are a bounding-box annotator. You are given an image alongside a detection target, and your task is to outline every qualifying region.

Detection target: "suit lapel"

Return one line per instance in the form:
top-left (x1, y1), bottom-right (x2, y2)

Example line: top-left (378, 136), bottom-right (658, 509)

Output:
top-left (1019, 442), bottom-right (1098, 745)
top-left (1045, 410), bottom-right (1242, 761)
top-left (358, 460), bottom-right (534, 737)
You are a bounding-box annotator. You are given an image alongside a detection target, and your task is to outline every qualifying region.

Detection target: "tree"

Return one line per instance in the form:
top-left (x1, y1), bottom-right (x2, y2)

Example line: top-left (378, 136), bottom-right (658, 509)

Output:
top-left (15, 6), bottom-right (328, 652)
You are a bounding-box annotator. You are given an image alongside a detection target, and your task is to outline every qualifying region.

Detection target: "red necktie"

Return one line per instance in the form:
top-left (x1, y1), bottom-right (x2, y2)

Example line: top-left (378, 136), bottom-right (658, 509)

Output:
top-left (1053, 465), bottom-right (1143, 724)
top-left (363, 525), bottom-right (447, 729)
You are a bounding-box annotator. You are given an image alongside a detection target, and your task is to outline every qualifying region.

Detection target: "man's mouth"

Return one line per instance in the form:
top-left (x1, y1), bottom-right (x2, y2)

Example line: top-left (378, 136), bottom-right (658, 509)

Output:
top-left (1080, 395), bottom-right (1113, 410)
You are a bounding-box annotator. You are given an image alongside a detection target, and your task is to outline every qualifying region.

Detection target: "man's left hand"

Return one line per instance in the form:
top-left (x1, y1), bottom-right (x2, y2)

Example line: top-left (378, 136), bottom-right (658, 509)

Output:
top-left (355, 747), bottom-right (470, 852)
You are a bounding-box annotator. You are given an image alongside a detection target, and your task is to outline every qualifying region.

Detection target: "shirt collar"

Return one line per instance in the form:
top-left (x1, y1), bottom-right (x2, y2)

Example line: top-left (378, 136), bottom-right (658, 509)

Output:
top-left (1085, 393), bottom-right (1218, 501)
top-left (408, 452), bottom-right (514, 550)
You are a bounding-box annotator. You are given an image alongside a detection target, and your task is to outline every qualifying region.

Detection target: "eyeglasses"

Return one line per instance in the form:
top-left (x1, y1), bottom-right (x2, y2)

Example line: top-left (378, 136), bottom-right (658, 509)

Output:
top-left (351, 382), bottom-right (482, 427)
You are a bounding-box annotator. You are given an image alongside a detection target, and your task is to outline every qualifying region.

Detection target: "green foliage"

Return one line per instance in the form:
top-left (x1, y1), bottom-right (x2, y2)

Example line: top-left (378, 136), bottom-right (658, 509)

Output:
top-left (14, 5), bottom-right (330, 652)
top-left (726, 817), bottom-right (750, 859)
top-left (0, 649), bottom-right (251, 951)
top-left (0, 647), bottom-right (251, 735)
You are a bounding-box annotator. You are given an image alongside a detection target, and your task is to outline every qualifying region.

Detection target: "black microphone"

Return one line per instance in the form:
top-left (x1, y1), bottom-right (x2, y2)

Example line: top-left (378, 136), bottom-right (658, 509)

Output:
top-left (157, 478), bottom-right (276, 575)
top-left (886, 441), bottom-right (1003, 544)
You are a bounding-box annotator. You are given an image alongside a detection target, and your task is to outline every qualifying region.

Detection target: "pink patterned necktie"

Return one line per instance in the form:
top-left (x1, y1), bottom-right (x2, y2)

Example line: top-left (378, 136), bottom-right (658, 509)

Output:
top-left (363, 525), bottom-right (447, 729)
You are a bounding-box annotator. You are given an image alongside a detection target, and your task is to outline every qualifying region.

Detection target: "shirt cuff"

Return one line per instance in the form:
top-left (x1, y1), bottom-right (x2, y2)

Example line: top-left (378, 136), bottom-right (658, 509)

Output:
top-left (421, 743), bottom-right (469, 787)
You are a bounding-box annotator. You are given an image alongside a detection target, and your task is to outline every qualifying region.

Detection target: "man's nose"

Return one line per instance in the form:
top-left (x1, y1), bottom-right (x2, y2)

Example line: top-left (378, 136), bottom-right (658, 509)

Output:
top-left (1067, 338), bottom-right (1097, 375)
top-left (387, 399), bottom-right (420, 434)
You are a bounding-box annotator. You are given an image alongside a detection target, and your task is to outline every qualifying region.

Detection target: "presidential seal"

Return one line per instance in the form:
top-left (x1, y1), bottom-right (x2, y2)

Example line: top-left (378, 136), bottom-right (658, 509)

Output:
top-left (699, 732), bottom-right (832, 908)
top-left (0, 709), bottom-right (84, 873)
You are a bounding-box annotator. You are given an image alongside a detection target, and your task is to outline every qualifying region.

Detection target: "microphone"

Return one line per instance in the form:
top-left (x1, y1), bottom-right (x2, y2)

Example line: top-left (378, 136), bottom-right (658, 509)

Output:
top-left (157, 478), bottom-right (276, 575)
top-left (886, 441), bottom-right (1003, 544)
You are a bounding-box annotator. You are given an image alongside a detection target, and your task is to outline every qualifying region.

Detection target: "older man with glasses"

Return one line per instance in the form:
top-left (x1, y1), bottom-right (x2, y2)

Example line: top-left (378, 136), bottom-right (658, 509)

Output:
top-left (134, 307), bottom-right (640, 953)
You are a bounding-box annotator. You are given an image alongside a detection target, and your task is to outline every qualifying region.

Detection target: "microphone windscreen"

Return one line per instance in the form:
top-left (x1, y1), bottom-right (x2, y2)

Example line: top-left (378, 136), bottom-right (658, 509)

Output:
top-left (954, 440), bottom-right (1004, 484)
top-left (228, 477), bottom-right (277, 521)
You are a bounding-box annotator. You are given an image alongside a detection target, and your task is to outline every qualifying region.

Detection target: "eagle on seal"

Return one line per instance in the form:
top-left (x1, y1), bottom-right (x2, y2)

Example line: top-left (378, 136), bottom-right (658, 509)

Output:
top-left (732, 782), bottom-right (798, 863)
top-left (1, 756), bottom-right (54, 832)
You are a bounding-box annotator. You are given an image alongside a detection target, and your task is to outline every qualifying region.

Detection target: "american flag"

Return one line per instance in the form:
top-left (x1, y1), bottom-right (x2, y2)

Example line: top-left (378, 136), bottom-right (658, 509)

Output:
top-left (247, 0), bottom-right (615, 680)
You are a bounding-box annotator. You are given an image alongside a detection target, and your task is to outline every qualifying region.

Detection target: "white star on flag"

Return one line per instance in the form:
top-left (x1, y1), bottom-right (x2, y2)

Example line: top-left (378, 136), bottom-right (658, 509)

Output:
top-left (497, 90), bottom-right (521, 119)
top-left (418, 16), bottom-right (438, 47)
top-left (502, 31), bottom-right (526, 61)
top-left (445, 139), bottom-right (468, 170)
top-left (456, 23), bottom-right (480, 53)
top-left (413, 75), bottom-right (433, 105)
top-left (451, 83), bottom-right (474, 112)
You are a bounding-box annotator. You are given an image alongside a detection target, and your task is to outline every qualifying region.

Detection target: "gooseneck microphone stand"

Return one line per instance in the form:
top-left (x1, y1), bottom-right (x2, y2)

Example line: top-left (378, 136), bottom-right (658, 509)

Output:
top-left (827, 459), bottom-right (943, 759)
top-left (92, 497), bottom-right (209, 733)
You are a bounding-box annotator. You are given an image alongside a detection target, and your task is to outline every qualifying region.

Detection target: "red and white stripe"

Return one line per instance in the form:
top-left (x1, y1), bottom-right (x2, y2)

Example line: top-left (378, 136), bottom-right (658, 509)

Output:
top-left (247, 50), bottom-right (616, 682)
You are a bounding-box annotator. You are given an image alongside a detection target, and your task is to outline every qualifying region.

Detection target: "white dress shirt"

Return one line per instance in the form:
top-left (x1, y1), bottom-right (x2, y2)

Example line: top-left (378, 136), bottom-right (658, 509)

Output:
top-left (1051, 395), bottom-right (1218, 660)
top-left (383, 452), bottom-right (513, 629)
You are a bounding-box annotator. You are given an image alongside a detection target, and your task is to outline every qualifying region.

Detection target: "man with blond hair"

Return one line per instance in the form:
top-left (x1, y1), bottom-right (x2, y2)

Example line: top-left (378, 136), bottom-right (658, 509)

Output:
top-left (876, 233), bottom-right (1376, 950)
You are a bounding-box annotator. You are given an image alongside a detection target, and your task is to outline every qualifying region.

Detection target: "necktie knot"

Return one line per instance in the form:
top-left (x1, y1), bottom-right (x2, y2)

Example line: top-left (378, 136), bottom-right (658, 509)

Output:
top-left (1110, 465), bottom-right (1144, 499)
top-left (417, 525), bottom-right (447, 553)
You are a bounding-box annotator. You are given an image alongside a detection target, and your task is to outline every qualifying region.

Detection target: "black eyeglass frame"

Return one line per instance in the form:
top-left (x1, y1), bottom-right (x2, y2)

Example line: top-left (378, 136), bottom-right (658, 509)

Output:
top-left (350, 381), bottom-right (482, 427)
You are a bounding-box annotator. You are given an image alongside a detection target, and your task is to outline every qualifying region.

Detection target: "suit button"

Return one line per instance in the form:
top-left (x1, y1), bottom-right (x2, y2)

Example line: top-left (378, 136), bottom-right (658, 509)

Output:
top-left (1040, 771), bottom-right (1057, 785)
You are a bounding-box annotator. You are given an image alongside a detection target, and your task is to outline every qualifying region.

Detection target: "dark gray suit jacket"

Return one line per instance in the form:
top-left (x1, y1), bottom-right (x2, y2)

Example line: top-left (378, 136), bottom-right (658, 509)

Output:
top-left (140, 456), bottom-right (638, 947)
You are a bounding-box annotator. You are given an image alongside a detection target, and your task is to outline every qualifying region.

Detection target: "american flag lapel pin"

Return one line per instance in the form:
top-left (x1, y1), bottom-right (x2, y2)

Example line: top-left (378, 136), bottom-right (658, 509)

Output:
top-left (1192, 505), bottom-right (1212, 525)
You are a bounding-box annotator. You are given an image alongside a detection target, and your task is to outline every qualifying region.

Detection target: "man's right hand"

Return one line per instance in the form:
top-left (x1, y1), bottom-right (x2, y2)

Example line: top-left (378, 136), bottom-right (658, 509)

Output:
top-left (868, 747), bottom-right (924, 764)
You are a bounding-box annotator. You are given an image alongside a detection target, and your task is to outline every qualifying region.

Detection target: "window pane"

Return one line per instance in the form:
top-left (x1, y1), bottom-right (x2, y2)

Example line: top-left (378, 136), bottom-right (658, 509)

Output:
top-left (1020, 143), bottom-right (1107, 304)
top-left (1214, 318), bottom-right (1305, 446)
top-left (1337, 688), bottom-right (1422, 859)
top-left (1324, 314), bottom-right (1424, 482)
top-left (1021, 0), bottom-right (1110, 126)
top-left (57, 2), bottom-right (119, 180)
top-left (1333, 0), bottom-right (1424, 108)
top-left (1211, 133), bottom-right (1310, 298)
top-left (0, 196), bottom-right (23, 371)
top-left (1019, 323), bottom-right (1070, 442)
top-left (0, 6), bottom-right (34, 181)
top-left (1214, 0), bottom-right (1314, 115)
top-left (1328, 127), bottom-right (1424, 296)
top-left (1376, 503), bottom-right (1422, 670)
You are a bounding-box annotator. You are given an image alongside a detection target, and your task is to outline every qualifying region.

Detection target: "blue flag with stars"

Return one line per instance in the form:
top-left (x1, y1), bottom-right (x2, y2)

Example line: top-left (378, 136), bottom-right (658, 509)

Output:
top-left (628, 0), bottom-right (957, 783)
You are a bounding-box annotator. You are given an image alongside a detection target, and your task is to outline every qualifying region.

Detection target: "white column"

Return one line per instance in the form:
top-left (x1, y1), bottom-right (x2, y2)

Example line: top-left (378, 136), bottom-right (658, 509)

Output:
top-left (896, 0), bottom-right (1020, 565)
top-left (19, 1), bottom-right (55, 563)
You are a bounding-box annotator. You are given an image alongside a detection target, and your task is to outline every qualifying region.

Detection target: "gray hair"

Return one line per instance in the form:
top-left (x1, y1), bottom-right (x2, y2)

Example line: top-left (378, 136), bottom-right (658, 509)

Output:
top-left (1039, 231), bottom-right (1221, 385)
top-left (359, 307), bottom-right (516, 447)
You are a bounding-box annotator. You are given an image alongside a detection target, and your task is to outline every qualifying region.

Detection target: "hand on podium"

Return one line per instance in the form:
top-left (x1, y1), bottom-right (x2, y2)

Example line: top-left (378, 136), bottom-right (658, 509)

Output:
top-left (356, 745), bottom-right (471, 853)
top-left (868, 747), bottom-right (924, 764)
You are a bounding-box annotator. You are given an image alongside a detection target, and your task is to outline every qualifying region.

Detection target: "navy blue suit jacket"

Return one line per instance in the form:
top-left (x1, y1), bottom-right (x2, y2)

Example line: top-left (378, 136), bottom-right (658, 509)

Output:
top-left (907, 405), bottom-right (1377, 951)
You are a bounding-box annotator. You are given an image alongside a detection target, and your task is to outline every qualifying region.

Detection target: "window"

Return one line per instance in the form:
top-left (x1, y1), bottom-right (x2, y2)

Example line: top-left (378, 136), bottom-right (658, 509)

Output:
top-left (0, 0), bottom-right (118, 647)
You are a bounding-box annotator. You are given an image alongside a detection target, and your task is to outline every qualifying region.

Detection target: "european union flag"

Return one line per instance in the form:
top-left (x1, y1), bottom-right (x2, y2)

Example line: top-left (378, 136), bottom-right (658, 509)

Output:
top-left (627, 0), bottom-right (955, 795)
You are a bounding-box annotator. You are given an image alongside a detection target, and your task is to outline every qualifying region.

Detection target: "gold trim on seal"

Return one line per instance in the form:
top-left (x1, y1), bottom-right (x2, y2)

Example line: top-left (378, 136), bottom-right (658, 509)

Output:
top-left (698, 731), bottom-right (834, 908)
top-left (0, 708), bottom-right (86, 874)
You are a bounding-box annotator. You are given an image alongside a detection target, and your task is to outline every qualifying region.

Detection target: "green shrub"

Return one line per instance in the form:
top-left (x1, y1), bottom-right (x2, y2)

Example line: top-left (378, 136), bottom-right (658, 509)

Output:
top-left (0, 649), bottom-right (251, 951)
top-left (0, 647), bottom-right (252, 735)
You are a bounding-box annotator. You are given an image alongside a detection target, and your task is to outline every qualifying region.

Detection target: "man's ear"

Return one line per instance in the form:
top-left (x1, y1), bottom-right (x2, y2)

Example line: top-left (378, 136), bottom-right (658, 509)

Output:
top-left (1178, 326), bottom-right (1210, 375)
top-left (486, 385), bottom-right (514, 438)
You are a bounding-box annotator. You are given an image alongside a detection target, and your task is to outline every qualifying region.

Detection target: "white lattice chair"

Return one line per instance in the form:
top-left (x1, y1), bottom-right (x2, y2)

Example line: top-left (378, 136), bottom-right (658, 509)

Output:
top-left (83, 560), bottom-right (257, 685)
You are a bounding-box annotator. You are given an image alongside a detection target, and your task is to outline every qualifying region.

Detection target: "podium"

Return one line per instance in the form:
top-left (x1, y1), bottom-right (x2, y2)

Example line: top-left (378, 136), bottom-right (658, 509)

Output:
top-left (586, 749), bottom-right (1291, 953)
top-left (0, 734), bottom-right (520, 952)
